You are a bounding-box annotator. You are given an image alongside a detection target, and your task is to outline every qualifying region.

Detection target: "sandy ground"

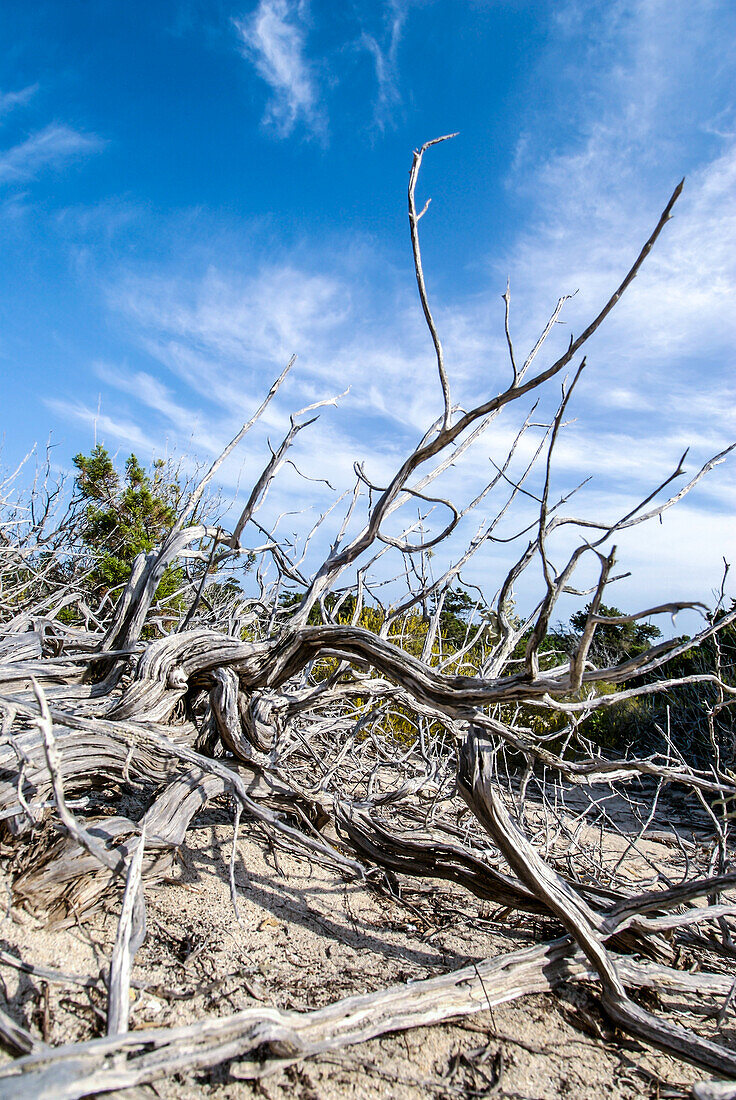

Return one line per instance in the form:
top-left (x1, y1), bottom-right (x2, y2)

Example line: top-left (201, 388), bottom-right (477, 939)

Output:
top-left (2, 795), bottom-right (730, 1099)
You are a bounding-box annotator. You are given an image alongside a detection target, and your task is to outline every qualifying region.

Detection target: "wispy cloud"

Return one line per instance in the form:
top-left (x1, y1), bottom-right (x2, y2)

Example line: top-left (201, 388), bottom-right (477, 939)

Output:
top-left (91, 363), bottom-right (225, 456)
top-left (44, 0), bottom-right (735, 615)
top-left (471, 0), bottom-right (736, 611)
top-left (497, 0), bottom-right (736, 439)
top-left (45, 398), bottom-right (154, 456)
top-left (0, 83), bottom-right (39, 120)
top-left (233, 0), bottom-right (324, 138)
top-left (59, 231), bottom-right (734, 619)
top-left (110, 263), bottom-right (347, 381)
top-left (0, 123), bottom-right (101, 184)
top-left (359, 0), bottom-right (408, 131)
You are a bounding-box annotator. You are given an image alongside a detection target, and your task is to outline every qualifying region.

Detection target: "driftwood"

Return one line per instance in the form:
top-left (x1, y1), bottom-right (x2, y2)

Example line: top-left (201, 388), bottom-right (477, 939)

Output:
top-left (0, 138), bottom-right (734, 1097)
top-left (2, 940), bottom-right (735, 1100)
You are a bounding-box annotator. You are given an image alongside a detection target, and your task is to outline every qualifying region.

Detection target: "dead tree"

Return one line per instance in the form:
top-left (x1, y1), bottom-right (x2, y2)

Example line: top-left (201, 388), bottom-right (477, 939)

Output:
top-left (0, 137), bottom-right (735, 1099)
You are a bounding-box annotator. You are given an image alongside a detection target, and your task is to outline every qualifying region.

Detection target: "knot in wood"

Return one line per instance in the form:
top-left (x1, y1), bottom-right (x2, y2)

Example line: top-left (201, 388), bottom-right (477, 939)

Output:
top-left (166, 665), bottom-right (188, 690)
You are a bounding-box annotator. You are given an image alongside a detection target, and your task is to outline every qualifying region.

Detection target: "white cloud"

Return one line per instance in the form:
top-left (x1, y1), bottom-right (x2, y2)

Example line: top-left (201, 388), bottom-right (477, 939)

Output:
top-left (462, 500), bottom-right (736, 639)
top-left (0, 124), bottom-right (101, 184)
top-left (507, 5), bottom-right (735, 320)
top-left (100, 223), bottom-right (734, 507)
top-left (473, 0), bottom-right (736, 616)
top-left (234, 0), bottom-right (324, 138)
top-left (358, 0), bottom-right (409, 131)
top-left (91, 363), bottom-right (226, 457)
top-left (45, 398), bottom-right (155, 456)
top-left (55, 231), bottom-right (736, 622)
top-left (109, 263), bottom-right (350, 420)
top-left (567, 502), bottom-right (736, 627)
top-left (107, 249), bottom-right (487, 456)
top-left (42, 0), bottom-right (733, 616)
top-left (506, 142), bottom-right (736, 383)
top-left (0, 83), bottom-right (39, 120)
top-left (485, 0), bottom-right (736, 475)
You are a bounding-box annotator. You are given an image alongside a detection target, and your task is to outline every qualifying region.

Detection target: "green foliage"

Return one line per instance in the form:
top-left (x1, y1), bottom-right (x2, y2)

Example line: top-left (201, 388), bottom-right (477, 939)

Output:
top-left (275, 585), bottom-right (733, 769)
top-left (73, 445), bottom-right (183, 605)
top-left (568, 603), bottom-right (662, 665)
top-left (504, 602), bottom-right (735, 767)
top-left (553, 605), bottom-right (733, 767)
top-left (432, 587), bottom-right (487, 650)
top-left (510, 603), bottom-right (662, 670)
top-left (543, 603), bottom-right (664, 750)
top-left (638, 608), bottom-right (736, 766)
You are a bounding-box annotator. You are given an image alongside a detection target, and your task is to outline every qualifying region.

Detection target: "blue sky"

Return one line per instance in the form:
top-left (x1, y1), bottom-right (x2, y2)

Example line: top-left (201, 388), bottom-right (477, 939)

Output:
top-left (1, 0), bottom-right (735, 622)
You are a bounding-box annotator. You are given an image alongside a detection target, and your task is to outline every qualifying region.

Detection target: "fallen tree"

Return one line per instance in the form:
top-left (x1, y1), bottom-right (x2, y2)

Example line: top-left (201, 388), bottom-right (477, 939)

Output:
top-left (0, 137), bottom-right (734, 1099)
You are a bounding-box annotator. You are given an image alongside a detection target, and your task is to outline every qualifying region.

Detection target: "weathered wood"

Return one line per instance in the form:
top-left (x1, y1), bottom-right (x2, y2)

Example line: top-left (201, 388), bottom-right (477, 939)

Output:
top-left (107, 824), bottom-right (146, 1035)
top-left (1, 937), bottom-right (734, 1099)
top-left (1, 141), bottom-right (734, 1100)
top-left (458, 732), bottom-right (736, 1079)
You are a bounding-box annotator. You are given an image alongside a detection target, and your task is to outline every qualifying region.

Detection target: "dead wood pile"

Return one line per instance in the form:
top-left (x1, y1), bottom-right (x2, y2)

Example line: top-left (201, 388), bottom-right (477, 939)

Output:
top-left (0, 138), bottom-right (734, 1099)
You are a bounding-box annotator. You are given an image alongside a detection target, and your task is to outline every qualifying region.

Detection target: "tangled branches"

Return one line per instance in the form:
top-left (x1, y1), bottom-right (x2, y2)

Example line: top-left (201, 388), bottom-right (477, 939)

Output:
top-left (0, 139), bottom-right (734, 1099)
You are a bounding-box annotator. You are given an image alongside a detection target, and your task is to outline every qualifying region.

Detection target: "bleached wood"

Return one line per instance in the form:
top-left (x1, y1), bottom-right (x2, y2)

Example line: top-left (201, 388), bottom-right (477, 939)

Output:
top-left (0, 140), bottom-right (733, 1100)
